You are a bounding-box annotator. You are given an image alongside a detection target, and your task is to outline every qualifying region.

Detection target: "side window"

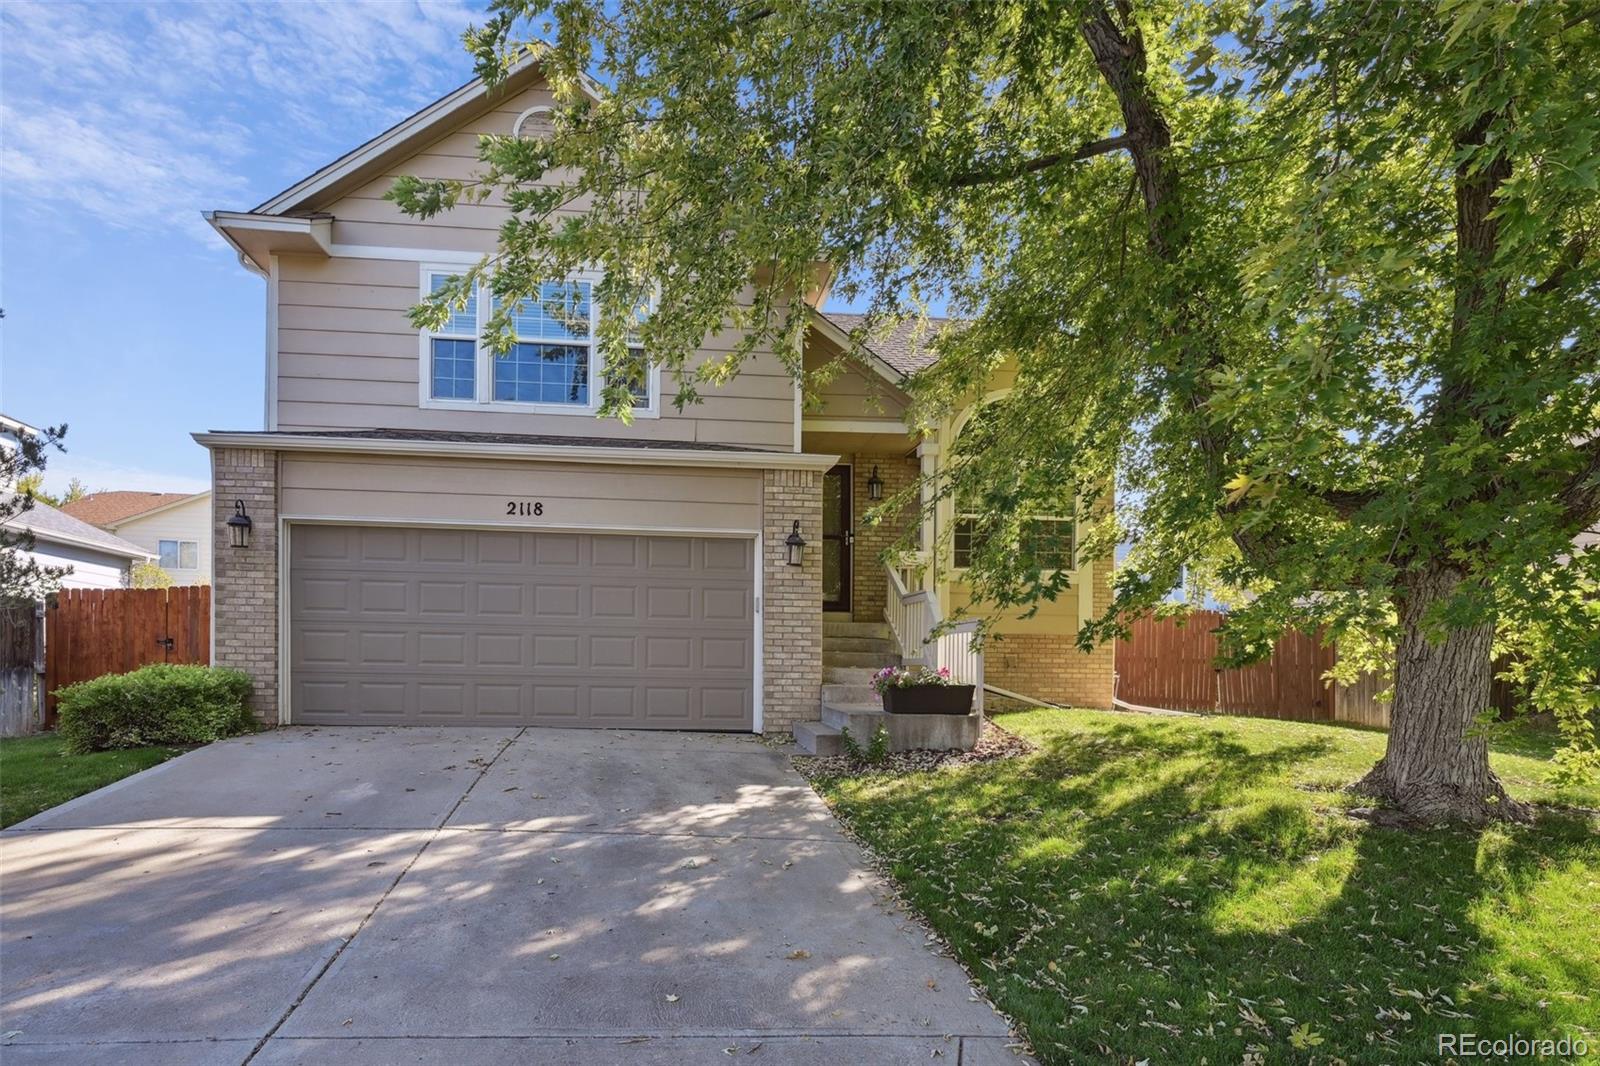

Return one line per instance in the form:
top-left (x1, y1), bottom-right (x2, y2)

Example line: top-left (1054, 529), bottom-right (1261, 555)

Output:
top-left (426, 272), bottom-right (477, 401)
top-left (951, 404), bottom-right (1075, 571)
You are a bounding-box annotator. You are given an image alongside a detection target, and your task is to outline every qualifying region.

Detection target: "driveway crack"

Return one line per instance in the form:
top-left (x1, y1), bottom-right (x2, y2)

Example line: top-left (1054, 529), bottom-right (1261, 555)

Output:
top-left (239, 727), bottom-right (525, 1065)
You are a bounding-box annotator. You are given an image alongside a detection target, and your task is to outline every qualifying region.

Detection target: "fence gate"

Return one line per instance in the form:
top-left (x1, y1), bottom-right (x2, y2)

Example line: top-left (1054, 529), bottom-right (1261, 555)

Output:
top-left (44, 586), bottom-right (211, 720)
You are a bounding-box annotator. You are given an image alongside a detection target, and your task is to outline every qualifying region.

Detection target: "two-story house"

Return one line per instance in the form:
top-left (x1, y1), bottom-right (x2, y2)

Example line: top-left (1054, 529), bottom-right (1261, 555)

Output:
top-left (200, 62), bottom-right (1113, 742)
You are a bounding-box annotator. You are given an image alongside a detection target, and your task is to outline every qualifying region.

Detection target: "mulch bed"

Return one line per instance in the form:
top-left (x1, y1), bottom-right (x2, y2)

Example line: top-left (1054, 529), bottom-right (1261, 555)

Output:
top-left (792, 718), bottom-right (1036, 779)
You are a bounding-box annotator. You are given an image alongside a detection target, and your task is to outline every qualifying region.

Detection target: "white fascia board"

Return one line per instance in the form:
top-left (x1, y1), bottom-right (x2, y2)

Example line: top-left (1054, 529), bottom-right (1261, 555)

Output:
top-left (192, 432), bottom-right (840, 472)
top-left (251, 54), bottom-right (605, 217)
top-left (22, 526), bottom-right (155, 560)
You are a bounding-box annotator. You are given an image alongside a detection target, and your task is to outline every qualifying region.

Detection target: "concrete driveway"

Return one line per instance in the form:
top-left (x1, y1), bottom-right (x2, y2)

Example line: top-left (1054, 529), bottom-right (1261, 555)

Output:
top-left (1, 728), bottom-right (1021, 1064)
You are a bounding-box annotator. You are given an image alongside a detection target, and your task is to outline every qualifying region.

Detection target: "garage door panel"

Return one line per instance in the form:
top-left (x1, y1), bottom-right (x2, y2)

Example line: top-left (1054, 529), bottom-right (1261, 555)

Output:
top-left (290, 526), bottom-right (753, 729)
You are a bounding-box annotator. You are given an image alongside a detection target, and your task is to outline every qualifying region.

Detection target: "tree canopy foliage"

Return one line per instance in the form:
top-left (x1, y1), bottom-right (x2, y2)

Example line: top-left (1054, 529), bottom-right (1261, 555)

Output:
top-left (394, 0), bottom-right (1599, 818)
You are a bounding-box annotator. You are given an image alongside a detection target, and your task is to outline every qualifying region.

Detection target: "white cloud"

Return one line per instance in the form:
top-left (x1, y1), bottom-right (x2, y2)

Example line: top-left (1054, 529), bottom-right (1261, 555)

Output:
top-left (0, 1), bottom-right (483, 240)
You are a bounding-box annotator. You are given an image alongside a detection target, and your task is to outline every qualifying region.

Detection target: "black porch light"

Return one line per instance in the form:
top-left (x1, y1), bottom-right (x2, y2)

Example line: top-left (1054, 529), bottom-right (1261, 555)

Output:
top-left (784, 520), bottom-right (806, 566)
top-left (226, 499), bottom-right (253, 549)
top-left (867, 465), bottom-right (884, 500)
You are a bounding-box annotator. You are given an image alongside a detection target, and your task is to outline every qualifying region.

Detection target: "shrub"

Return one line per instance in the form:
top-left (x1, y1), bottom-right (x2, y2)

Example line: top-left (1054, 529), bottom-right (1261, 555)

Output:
top-left (56, 664), bottom-right (255, 753)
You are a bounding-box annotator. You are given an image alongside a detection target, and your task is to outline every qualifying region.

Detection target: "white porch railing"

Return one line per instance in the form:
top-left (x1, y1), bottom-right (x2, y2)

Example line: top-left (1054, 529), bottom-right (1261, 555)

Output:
top-left (883, 563), bottom-right (985, 712)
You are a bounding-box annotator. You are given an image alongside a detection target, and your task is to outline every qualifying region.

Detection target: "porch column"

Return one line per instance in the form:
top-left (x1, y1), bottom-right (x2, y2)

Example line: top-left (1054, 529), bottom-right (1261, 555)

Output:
top-left (916, 441), bottom-right (940, 594)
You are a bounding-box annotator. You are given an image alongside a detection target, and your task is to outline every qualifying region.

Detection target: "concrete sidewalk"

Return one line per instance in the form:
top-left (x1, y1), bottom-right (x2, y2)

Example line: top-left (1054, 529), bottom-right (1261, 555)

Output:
top-left (1, 727), bottom-right (1024, 1064)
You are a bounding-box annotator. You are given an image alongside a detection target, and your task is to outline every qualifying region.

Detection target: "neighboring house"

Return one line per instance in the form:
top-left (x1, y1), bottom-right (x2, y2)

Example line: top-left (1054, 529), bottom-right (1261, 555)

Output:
top-left (1, 499), bottom-right (154, 590)
top-left (199, 61), bottom-right (1113, 735)
top-left (62, 491), bottom-right (213, 585)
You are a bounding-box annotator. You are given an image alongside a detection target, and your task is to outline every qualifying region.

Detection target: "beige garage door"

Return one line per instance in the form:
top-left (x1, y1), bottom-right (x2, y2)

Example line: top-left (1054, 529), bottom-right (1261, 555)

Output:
top-left (288, 525), bottom-right (754, 729)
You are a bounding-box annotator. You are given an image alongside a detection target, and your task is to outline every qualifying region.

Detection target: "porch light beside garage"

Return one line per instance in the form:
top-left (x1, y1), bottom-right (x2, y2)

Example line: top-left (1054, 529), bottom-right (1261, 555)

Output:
top-left (785, 520), bottom-right (807, 566)
top-left (226, 500), bottom-right (253, 549)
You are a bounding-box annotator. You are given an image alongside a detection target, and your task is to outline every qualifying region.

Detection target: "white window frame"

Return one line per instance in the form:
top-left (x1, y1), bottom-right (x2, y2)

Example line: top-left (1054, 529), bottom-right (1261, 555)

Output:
top-left (417, 263), bottom-right (660, 418)
top-left (158, 539), bottom-right (199, 570)
top-left (948, 396), bottom-right (1078, 576)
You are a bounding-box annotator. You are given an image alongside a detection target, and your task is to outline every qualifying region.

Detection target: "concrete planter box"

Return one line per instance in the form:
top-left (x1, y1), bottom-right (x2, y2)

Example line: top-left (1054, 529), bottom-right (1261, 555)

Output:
top-left (881, 684), bottom-right (975, 716)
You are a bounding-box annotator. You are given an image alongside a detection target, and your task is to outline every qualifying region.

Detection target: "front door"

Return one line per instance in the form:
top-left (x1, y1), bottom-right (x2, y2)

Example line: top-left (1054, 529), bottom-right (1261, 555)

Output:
top-left (822, 465), bottom-right (852, 612)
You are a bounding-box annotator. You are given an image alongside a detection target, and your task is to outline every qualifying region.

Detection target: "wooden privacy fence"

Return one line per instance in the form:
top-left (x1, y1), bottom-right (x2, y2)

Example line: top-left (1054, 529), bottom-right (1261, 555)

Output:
top-left (1115, 610), bottom-right (1337, 721)
top-left (1115, 611), bottom-right (1524, 728)
top-left (44, 586), bottom-right (211, 719)
top-left (2, 604), bottom-right (45, 736)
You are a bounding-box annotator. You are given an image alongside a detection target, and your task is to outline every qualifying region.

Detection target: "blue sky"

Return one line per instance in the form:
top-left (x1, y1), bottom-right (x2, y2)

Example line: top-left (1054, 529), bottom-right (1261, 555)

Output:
top-left (1, 1), bottom-right (488, 494)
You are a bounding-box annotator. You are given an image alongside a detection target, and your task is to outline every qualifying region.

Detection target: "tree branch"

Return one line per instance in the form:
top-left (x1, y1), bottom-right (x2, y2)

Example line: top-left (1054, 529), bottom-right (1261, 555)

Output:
top-left (946, 135), bottom-right (1131, 189)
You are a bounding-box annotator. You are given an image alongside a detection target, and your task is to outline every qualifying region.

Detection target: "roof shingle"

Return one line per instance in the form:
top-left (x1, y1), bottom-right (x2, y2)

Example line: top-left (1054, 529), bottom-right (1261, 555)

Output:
top-left (818, 311), bottom-right (955, 376)
top-left (60, 491), bottom-right (200, 529)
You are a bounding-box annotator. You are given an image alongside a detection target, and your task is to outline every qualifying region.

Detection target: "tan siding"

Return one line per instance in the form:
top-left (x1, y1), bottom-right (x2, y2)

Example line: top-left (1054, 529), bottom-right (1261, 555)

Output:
top-left (274, 253), bottom-right (796, 448)
top-left (279, 453), bottom-right (763, 533)
top-left (804, 323), bottom-right (909, 423)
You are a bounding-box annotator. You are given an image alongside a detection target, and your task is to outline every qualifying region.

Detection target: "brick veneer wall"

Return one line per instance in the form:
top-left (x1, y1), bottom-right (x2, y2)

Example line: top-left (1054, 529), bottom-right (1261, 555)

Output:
top-left (849, 454), bottom-right (920, 623)
top-left (762, 468), bottom-right (823, 733)
top-left (211, 447), bottom-right (279, 723)
top-left (984, 552), bottom-right (1117, 708)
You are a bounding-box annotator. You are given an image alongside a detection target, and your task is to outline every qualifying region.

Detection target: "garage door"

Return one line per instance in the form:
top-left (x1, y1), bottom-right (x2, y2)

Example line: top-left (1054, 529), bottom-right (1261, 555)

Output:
top-left (288, 525), bottom-right (754, 729)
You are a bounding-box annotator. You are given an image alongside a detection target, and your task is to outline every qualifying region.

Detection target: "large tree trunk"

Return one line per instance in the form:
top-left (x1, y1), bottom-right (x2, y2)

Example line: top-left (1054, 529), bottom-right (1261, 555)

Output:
top-left (1353, 565), bottom-right (1532, 824)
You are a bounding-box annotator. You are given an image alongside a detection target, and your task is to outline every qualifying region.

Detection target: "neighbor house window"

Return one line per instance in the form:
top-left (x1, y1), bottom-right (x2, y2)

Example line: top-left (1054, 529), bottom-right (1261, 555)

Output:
top-left (159, 540), bottom-right (198, 570)
top-left (617, 294), bottom-right (655, 410)
top-left (493, 281), bottom-right (593, 405)
top-left (426, 272), bottom-right (477, 401)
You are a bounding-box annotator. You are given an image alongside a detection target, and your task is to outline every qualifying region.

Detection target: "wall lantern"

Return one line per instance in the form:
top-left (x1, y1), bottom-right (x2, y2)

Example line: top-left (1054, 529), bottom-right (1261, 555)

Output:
top-left (867, 465), bottom-right (884, 501)
top-left (784, 520), bottom-right (807, 566)
top-left (226, 500), bottom-right (253, 549)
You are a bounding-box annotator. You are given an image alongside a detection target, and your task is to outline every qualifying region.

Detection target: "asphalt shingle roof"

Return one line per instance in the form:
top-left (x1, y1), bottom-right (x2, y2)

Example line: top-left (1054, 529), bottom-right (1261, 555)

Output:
top-left (61, 491), bottom-right (199, 528)
top-left (818, 311), bottom-right (955, 376)
top-left (3, 499), bottom-right (153, 558)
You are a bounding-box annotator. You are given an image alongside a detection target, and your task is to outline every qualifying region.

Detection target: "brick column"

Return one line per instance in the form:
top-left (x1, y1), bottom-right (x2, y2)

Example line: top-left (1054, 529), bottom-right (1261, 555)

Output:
top-left (761, 468), bottom-right (823, 734)
top-left (211, 447), bottom-right (279, 724)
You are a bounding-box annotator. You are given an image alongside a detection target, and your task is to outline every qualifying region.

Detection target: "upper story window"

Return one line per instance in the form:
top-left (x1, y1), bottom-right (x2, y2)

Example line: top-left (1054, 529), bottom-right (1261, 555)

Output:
top-left (420, 266), bottom-right (657, 416)
top-left (426, 272), bottom-right (477, 401)
top-left (494, 281), bottom-right (593, 405)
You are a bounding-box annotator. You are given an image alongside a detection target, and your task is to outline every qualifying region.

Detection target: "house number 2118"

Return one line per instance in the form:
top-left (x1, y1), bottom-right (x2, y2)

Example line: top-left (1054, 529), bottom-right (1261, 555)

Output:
top-left (506, 500), bottom-right (545, 517)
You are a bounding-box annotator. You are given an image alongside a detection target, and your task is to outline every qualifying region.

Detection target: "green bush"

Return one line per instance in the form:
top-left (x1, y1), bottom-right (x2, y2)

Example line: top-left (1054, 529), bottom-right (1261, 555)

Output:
top-left (56, 664), bottom-right (255, 754)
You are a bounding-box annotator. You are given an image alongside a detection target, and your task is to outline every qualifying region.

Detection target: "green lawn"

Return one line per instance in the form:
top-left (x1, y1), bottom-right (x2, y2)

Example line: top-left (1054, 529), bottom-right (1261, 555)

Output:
top-left (808, 709), bottom-right (1600, 1065)
top-left (0, 733), bottom-right (180, 828)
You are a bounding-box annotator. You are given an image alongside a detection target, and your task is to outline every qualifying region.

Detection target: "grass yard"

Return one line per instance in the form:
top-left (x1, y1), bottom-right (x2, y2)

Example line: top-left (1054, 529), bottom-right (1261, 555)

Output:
top-left (808, 709), bottom-right (1600, 1065)
top-left (0, 733), bottom-right (179, 828)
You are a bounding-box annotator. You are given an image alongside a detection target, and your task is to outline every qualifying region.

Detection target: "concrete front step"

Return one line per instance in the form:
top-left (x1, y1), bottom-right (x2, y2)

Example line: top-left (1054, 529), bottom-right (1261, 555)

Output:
top-left (794, 721), bottom-right (844, 756)
top-left (821, 703), bottom-right (981, 752)
top-left (821, 683), bottom-right (880, 706)
top-left (823, 666), bottom-right (878, 685)
top-left (822, 620), bottom-right (895, 639)
top-left (822, 649), bottom-right (898, 669)
top-left (820, 636), bottom-right (900, 655)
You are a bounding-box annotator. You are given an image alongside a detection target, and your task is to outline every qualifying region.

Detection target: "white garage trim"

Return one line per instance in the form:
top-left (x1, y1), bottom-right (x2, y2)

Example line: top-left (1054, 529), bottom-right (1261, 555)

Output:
top-left (277, 516), bottom-right (765, 730)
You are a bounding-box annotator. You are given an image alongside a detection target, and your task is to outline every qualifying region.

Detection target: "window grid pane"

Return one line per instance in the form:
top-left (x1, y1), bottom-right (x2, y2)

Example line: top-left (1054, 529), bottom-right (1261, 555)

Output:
top-left (178, 542), bottom-right (198, 569)
top-left (622, 345), bottom-right (651, 405)
top-left (502, 281), bottom-right (592, 341)
top-left (1021, 518), bottom-right (1075, 570)
top-left (431, 338), bottom-right (476, 400)
top-left (493, 343), bottom-right (590, 404)
top-left (429, 274), bottom-right (477, 336)
top-left (158, 540), bottom-right (179, 569)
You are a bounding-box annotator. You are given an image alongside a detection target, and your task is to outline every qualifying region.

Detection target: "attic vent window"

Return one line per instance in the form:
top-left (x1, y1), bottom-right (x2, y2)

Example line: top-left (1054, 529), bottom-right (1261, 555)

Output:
top-left (513, 106), bottom-right (554, 140)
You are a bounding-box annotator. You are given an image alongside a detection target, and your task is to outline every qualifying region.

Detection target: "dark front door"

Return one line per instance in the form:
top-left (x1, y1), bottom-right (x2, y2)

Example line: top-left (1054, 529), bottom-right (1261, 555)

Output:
top-left (822, 465), bottom-right (852, 612)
